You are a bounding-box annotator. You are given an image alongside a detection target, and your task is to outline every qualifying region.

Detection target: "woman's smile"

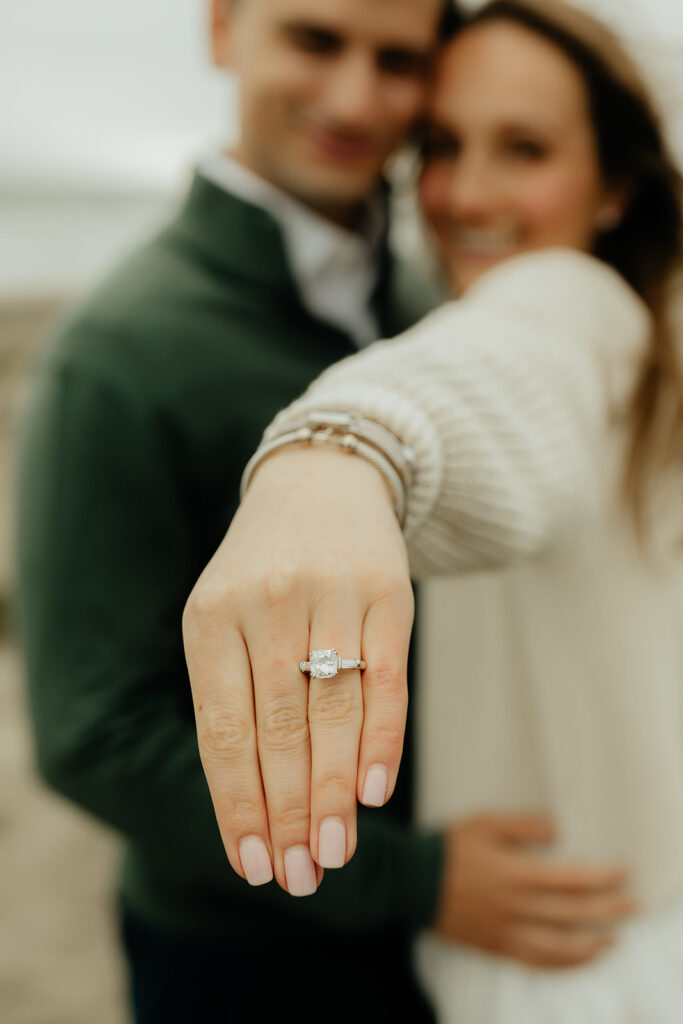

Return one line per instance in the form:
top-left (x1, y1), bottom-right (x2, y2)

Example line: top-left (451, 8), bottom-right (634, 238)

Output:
top-left (419, 19), bottom-right (624, 294)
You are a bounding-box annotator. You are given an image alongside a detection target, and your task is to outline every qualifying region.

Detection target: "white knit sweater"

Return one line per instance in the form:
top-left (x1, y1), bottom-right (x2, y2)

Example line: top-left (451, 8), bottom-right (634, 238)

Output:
top-left (260, 246), bottom-right (683, 1015)
top-left (263, 248), bottom-right (683, 919)
top-left (265, 249), bottom-right (652, 573)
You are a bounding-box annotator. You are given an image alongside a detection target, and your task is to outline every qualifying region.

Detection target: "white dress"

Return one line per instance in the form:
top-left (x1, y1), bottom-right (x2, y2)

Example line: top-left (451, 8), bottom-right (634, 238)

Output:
top-left (414, 900), bottom-right (683, 1024)
top-left (262, 249), bottom-right (683, 1021)
top-left (413, 483), bottom-right (683, 1022)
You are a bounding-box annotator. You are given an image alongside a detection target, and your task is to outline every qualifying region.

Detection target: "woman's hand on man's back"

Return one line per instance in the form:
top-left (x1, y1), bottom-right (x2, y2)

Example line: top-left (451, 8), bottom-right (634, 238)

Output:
top-left (434, 813), bottom-right (637, 968)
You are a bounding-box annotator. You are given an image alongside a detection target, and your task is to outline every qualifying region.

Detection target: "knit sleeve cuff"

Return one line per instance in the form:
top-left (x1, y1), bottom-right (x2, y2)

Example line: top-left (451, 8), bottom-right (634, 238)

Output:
top-left (391, 827), bottom-right (445, 929)
top-left (263, 379), bottom-right (444, 540)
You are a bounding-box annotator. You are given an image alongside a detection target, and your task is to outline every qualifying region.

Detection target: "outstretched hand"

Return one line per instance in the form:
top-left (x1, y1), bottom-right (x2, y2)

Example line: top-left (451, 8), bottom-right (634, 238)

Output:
top-left (183, 445), bottom-right (414, 895)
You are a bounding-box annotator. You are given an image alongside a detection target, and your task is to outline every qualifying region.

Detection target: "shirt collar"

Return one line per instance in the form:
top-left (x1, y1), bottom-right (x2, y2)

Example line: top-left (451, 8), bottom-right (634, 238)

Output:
top-left (198, 151), bottom-right (386, 346)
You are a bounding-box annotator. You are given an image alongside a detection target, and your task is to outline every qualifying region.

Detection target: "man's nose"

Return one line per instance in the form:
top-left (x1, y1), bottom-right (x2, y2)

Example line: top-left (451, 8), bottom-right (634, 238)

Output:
top-left (322, 52), bottom-right (384, 131)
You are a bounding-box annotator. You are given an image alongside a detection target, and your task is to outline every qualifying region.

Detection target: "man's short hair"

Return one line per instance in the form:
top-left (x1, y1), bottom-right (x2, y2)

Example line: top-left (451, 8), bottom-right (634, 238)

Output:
top-left (230, 0), bottom-right (464, 40)
top-left (439, 1), bottom-right (465, 39)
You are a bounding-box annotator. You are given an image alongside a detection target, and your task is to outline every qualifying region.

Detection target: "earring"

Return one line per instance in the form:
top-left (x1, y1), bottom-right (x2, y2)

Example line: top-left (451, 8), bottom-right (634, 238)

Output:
top-left (595, 206), bottom-right (621, 231)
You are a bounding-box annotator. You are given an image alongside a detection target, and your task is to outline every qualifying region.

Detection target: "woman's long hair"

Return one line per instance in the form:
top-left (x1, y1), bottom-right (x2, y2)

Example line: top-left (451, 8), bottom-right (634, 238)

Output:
top-left (453, 0), bottom-right (683, 530)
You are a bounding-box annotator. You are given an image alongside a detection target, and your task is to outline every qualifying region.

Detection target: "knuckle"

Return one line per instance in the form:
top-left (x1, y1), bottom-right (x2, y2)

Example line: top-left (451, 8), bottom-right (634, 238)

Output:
top-left (259, 700), bottom-right (309, 753)
top-left (309, 684), bottom-right (361, 727)
top-left (368, 657), bottom-right (408, 695)
top-left (368, 568), bottom-right (411, 601)
top-left (316, 771), bottom-right (356, 806)
top-left (198, 702), bottom-right (253, 758)
top-left (256, 566), bottom-right (311, 610)
top-left (221, 794), bottom-right (265, 832)
top-left (184, 579), bottom-right (237, 626)
top-left (367, 718), bottom-right (406, 753)
top-left (259, 570), bottom-right (295, 607)
top-left (273, 804), bottom-right (310, 834)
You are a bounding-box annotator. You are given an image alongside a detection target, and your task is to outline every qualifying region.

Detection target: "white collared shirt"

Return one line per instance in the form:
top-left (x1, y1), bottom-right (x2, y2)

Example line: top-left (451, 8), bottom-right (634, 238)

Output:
top-left (200, 151), bottom-right (385, 348)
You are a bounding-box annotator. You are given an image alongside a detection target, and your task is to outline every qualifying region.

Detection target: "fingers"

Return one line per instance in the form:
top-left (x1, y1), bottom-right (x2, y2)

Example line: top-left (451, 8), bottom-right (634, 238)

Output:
top-left (307, 593), bottom-right (364, 870)
top-left (247, 600), bottom-right (316, 897)
top-left (520, 889), bottom-right (637, 929)
top-left (519, 858), bottom-right (627, 894)
top-left (485, 813), bottom-right (555, 846)
top-left (357, 587), bottom-right (414, 809)
top-left (183, 606), bottom-right (273, 887)
top-left (506, 851), bottom-right (634, 967)
top-left (506, 921), bottom-right (616, 969)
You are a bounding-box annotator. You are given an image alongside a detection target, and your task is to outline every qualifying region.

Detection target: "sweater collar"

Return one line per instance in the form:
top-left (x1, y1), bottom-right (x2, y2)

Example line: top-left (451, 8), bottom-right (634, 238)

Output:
top-left (170, 171), bottom-right (298, 294)
top-left (173, 155), bottom-right (387, 346)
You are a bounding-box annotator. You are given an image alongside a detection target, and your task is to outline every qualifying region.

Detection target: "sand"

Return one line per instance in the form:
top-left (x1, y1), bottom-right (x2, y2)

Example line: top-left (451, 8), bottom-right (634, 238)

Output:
top-left (0, 643), bottom-right (128, 1024)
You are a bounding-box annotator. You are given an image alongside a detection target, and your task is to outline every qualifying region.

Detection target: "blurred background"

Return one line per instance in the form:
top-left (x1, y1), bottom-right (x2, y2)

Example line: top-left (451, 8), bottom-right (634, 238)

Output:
top-left (1, 1), bottom-right (682, 1021)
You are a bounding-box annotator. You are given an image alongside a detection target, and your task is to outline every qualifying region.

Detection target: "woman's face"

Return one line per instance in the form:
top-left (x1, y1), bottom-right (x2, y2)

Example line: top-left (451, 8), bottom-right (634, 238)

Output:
top-left (419, 20), bottom-right (623, 294)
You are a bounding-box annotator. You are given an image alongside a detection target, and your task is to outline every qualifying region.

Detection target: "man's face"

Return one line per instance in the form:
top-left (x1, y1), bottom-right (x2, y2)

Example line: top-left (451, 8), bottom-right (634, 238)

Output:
top-left (212, 0), bottom-right (444, 221)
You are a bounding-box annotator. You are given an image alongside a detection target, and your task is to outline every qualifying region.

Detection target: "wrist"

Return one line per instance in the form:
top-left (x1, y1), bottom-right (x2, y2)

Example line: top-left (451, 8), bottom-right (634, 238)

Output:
top-left (245, 444), bottom-right (397, 511)
top-left (242, 410), bottom-right (415, 525)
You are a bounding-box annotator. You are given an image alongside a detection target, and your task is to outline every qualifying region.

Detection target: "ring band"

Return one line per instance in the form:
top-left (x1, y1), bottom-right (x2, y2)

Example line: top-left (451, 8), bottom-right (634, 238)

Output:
top-left (300, 649), bottom-right (367, 680)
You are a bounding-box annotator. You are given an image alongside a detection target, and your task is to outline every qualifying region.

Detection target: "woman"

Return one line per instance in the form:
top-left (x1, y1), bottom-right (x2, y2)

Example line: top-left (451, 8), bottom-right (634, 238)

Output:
top-left (184, 1), bottom-right (683, 1018)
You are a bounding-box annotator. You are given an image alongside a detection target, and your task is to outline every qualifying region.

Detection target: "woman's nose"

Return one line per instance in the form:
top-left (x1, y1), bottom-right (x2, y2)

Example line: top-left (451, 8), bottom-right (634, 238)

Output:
top-left (444, 154), bottom-right (498, 219)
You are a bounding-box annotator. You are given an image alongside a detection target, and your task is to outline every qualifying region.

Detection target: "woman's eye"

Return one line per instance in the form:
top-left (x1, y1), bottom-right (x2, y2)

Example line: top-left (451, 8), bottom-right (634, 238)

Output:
top-left (506, 139), bottom-right (547, 160)
top-left (422, 136), bottom-right (460, 161)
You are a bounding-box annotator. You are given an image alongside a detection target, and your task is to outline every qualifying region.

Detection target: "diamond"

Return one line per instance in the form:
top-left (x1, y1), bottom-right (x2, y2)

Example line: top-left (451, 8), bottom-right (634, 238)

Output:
top-left (309, 649), bottom-right (339, 679)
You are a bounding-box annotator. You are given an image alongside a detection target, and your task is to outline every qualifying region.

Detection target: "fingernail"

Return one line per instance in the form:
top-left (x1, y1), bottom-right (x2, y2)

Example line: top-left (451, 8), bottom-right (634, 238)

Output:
top-left (362, 764), bottom-right (388, 807)
top-left (284, 845), bottom-right (318, 897)
top-left (239, 836), bottom-right (273, 887)
top-left (318, 817), bottom-right (347, 869)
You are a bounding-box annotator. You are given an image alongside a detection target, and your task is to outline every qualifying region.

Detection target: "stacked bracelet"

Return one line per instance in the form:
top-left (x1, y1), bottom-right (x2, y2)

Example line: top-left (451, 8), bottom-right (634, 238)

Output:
top-left (240, 411), bottom-right (415, 527)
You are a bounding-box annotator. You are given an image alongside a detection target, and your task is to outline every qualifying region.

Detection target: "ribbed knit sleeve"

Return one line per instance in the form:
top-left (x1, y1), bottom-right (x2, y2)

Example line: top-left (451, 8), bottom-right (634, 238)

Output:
top-left (263, 249), bottom-right (651, 575)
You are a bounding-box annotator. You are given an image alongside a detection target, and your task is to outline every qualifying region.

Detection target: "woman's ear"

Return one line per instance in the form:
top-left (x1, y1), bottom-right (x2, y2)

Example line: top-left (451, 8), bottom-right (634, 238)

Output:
top-left (595, 183), bottom-right (632, 232)
top-left (210, 0), bottom-right (236, 70)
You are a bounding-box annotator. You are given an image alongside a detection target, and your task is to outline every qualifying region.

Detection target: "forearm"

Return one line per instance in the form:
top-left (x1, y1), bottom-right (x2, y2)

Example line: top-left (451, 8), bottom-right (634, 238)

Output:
top-left (259, 250), bottom-right (649, 574)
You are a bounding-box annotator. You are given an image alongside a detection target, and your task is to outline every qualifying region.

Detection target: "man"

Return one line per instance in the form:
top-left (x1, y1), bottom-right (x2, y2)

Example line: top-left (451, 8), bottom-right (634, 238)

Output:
top-left (18, 1), bottom-right (457, 1021)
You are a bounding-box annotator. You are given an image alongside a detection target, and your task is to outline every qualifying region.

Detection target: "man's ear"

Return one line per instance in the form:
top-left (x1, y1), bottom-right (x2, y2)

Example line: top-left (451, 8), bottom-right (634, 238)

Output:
top-left (210, 0), bottom-right (235, 70)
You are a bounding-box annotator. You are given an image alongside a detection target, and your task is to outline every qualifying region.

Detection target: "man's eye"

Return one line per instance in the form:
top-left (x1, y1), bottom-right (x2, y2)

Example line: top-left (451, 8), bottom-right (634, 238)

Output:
top-left (379, 49), bottom-right (430, 77)
top-left (285, 26), bottom-right (341, 55)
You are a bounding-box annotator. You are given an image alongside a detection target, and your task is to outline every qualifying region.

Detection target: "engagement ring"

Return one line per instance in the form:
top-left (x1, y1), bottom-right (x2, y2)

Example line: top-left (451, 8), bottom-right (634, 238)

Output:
top-left (300, 649), bottom-right (366, 680)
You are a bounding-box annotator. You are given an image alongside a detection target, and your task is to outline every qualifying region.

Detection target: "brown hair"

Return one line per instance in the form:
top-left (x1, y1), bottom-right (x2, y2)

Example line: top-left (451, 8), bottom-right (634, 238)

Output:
top-left (456, 0), bottom-right (683, 530)
top-left (439, 1), bottom-right (465, 38)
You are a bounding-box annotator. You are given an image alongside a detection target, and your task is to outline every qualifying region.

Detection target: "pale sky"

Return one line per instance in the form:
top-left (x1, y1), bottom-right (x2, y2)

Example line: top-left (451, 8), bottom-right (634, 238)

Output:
top-left (2, 0), bottom-right (682, 192)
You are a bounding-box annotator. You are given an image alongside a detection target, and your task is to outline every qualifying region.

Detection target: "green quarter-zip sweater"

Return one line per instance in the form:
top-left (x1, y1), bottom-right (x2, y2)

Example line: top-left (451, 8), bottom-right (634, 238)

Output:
top-left (17, 172), bottom-right (443, 948)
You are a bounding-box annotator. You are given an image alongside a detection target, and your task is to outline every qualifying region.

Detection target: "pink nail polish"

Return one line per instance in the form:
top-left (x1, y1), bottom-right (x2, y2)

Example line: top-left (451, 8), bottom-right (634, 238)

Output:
top-left (239, 836), bottom-right (273, 887)
top-left (362, 765), bottom-right (388, 807)
top-left (318, 817), bottom-right (347, 869)
top-left (284, 845), bottom-right (318, 897)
